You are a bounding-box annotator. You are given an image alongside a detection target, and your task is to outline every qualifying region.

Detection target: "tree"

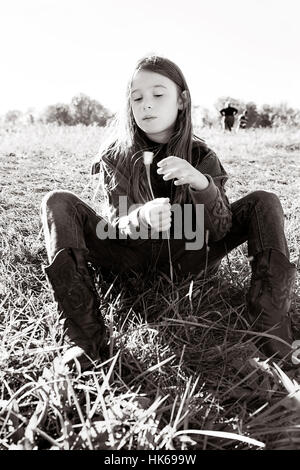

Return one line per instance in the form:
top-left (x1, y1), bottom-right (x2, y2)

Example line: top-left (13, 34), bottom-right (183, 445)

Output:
top-left (43, 103), bottom-right (73, 125)
top-left (244, 102), bottom-right (259, 128)
top-left (270, 103), bottom-right (300, 128)
top-left (192, 105), bottom-right (218, 128)
top-left (70, 93), bottom-right (112, 126)
top-left (4, 110), bottom-right (22, 125)
top-left (256, 104), bottom-right (273, 128)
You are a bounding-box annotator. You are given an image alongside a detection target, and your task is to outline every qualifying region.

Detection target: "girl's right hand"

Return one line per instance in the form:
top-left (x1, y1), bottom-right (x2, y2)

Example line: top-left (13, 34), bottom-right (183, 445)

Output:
top-left (139, 198), bottom-right (171, 232)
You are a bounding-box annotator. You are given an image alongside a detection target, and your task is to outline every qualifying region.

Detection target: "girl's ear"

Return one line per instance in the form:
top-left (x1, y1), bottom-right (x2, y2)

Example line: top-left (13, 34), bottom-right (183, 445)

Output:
top-left (178, 90), bottom-right (189, 110)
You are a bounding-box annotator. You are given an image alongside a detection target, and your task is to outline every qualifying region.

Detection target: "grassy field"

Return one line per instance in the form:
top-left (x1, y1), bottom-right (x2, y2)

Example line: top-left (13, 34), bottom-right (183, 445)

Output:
top-left (0, 123), bottom-right (299, 450)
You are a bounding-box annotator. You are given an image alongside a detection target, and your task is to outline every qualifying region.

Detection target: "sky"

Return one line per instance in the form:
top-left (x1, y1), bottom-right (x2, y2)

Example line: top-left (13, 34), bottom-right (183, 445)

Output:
top-left (0, 0), bottom-right (299, 115)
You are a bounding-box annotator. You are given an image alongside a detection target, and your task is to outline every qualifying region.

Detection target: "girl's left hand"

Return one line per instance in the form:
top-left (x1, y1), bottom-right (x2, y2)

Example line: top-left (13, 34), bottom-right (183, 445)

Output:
top-left (157, 156), bottom-right (209, 190)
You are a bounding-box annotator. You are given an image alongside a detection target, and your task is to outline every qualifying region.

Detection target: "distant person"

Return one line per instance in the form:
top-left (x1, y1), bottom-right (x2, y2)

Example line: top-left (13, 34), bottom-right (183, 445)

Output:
top-left (238, 109), bottom-right (248, 130)
top-left (40, 55), bottom-right (297, 371)
top-left (220, 102), bottom-right (238, 131)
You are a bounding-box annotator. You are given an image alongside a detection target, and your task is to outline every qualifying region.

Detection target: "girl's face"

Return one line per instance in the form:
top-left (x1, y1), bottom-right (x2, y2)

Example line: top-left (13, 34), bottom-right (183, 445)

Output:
top-left (130, 70), bottom-right (183, 143)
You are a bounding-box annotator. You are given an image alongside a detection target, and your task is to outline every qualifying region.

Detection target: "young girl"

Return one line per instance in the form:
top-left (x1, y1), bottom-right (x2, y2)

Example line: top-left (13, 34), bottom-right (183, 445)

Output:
top-left (41, 55), bottom-right (297, 369)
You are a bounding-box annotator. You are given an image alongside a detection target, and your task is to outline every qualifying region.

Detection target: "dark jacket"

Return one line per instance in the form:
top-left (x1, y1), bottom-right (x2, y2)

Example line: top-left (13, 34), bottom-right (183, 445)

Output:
top-left (91, 139), bottom-right (232, 245)
top-left (220, 106), bottom-right (238, 117)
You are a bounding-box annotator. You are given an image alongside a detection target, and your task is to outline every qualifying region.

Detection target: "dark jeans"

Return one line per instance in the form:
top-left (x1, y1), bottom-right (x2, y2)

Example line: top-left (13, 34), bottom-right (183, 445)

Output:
top-left (40, 189), bottom-right (289, 277)
top-left (224, 116), bottom-right (235, 131)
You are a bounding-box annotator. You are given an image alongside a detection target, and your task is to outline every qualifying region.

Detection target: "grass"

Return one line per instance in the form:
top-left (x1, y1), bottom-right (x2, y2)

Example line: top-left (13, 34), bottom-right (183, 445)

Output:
top-left (0, 123), bottom-right (299, 450)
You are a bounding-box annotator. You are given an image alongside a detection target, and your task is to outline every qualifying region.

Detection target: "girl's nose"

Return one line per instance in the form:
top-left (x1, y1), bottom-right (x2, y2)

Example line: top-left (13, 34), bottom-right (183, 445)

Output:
top-left (143, 102), bottom-right (152, 110)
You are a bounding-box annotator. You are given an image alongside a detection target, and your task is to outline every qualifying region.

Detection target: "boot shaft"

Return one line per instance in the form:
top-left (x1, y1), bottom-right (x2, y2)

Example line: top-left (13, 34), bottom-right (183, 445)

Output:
top-left (247, 249), bottom-right (297, 362)
top-left (44, 247), bottom-right (107, 360)
top-left (249, 249), bottom-right (296, 315)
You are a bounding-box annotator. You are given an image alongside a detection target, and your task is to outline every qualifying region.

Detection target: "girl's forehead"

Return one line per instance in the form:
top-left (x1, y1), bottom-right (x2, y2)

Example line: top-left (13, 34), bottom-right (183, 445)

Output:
top-left (131, 70), bottom-right (175, 92)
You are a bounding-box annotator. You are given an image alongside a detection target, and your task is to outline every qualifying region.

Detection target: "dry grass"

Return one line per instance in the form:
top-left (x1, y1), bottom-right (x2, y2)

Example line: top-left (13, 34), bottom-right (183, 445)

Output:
top-left (0, 123), bottom-right (299, 450)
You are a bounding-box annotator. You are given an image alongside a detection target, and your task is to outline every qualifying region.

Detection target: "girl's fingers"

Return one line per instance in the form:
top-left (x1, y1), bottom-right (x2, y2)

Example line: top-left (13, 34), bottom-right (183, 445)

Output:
top-left (157, 166), bottom-right (173, 175)
top-left (174, 178), bottom-right (186, 186)
top-left (161, 211), bottom-right (171, 221)
top-left (153, 212), bottom-right (171, 224)
top-left (162, 172), bottom-right (174, 181)
top-left (158, 165), bottom-right (186, 180)
top-left (157, 164), bottom-right (179, 174)
top-left (151, 198), bottom-right (170, 207)
top-left (157, 156), bottom-right (178, 166)
top-left (155, 212), bottom-right (171, 222)
top-left (158, 219), bottom-right (171, 231)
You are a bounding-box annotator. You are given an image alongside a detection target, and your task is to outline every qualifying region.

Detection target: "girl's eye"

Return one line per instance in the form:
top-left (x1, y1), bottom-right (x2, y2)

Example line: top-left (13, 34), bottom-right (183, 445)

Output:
top-left (154, 94), bottom-right (163, 98)
top-left (133, 97), bottom-right (142, 102)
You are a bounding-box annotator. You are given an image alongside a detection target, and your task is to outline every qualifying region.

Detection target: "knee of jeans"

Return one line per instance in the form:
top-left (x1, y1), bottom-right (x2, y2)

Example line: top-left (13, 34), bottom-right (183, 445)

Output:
top-left (40, 189), bottom-right (77, 215)
top-left (251, 190), bottom-right (281, 208)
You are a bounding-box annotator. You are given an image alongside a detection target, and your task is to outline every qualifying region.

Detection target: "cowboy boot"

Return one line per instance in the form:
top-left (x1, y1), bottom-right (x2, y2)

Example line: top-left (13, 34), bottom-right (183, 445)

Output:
top-left (247, 249), bottom-right (297, 362)
top-left (44, 247), bottom-right (107, 369)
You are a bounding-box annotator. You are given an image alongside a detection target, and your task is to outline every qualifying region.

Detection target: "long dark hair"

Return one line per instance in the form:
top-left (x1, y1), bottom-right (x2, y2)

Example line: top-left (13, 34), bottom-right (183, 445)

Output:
top-left (96, 55), bottom-right (195, 205)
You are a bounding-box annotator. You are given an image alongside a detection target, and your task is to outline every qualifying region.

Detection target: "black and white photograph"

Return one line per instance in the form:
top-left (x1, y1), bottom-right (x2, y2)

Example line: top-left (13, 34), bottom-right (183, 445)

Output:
top-left (0, 0), bottom-right (299, 454)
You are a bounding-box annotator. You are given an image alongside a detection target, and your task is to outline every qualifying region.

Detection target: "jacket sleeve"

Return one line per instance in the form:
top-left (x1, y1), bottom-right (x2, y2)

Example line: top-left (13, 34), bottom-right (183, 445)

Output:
top-left (188, 149), bottom-right (232, 242)
top-left (91, 156), bottom-right (144, 239)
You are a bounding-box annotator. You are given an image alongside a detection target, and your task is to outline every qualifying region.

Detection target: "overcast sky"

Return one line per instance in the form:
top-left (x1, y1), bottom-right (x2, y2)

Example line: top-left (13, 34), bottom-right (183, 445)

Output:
top-left (0, 0), bottom-right (299, 114)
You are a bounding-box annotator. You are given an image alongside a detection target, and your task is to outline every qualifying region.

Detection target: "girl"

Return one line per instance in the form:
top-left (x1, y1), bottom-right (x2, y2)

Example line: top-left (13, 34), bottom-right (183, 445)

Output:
top-left (41, 55), bottom-right (297, 369)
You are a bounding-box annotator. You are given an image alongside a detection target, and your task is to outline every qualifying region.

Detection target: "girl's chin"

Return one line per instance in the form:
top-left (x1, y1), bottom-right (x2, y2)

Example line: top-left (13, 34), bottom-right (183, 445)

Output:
top-left (140, 122), bottom-right (160, 132)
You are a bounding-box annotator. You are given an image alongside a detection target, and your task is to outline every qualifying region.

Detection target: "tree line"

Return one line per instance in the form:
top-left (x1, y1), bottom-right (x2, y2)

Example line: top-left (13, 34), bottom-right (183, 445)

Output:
top-left (2, 94), bottom-right (113, 127)
top-left (193, 97), bottom-right (300, 129)
top-left (2, 93), bottom-right (300, 129)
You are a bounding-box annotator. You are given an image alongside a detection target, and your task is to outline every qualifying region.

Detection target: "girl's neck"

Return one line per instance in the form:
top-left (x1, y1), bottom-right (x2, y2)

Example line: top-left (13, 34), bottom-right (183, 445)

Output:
top-left (145, 128), bottom-right (172, 144)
